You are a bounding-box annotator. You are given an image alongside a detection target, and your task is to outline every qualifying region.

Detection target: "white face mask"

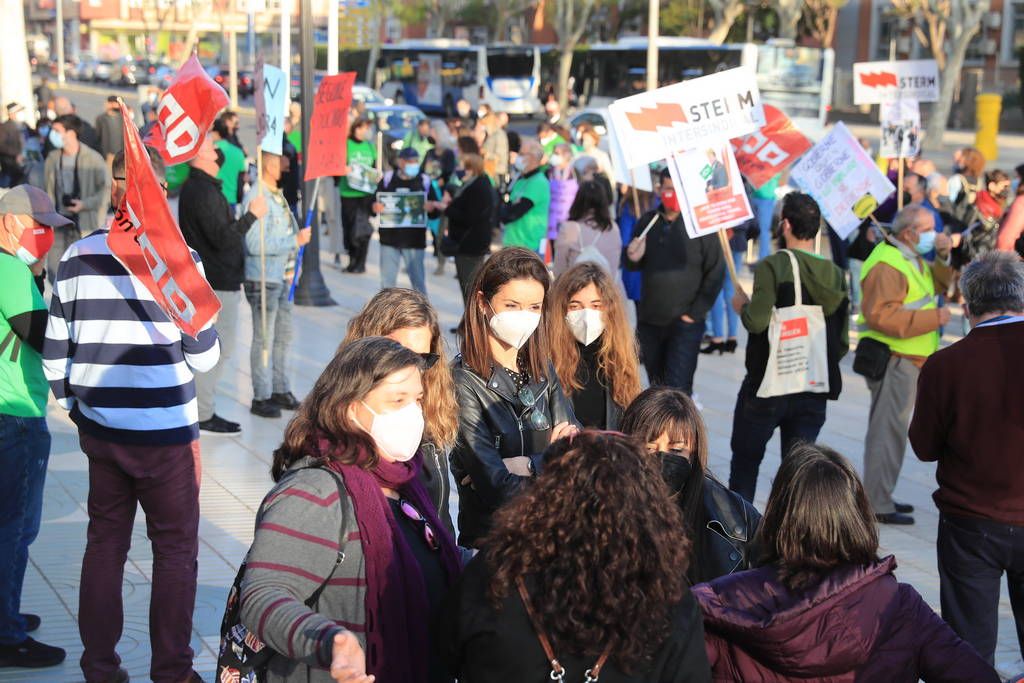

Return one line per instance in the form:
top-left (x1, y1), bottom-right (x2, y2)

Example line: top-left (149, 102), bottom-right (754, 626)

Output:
top-left (358, 400), bottom-right (424, 462)
top-left (565, 308), bottom-right (604, 346)
top-left (489, 307), bottom-right (541, 350)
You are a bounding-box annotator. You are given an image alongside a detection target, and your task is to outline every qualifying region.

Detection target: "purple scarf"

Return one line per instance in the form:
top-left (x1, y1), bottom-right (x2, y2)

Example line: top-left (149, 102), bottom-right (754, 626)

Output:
top-left (322, 439), bottom-right (461, 683)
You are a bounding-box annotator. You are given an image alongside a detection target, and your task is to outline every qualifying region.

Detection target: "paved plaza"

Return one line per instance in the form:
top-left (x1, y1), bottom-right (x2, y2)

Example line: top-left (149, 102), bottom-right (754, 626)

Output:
top-left (7, 235), bottom-right (1023, 682)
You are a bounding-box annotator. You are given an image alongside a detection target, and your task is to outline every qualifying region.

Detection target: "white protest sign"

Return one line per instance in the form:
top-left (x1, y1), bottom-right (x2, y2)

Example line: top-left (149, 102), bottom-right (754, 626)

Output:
top-left (668, 144), bottom-right (753, 240)
top-left (879, 99), bottom-right (921, 158)
top-left (258, 64), bottom-right (287, 155)
top-left (853, 60), bottom-right (939, 104)
top-left (790, 122), bottom-right (896, 240)
top-left (607, 121), bottom-right (652, 192)
top-left (608, 66), bottom-right (765, 169)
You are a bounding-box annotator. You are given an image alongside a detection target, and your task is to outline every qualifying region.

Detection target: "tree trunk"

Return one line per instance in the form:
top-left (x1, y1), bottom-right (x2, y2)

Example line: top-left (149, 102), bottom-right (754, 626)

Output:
top-left (707, 1), bottom-right (745, 44)
top-left (366, 9), bottom-right (384, 86)
top-left (925, 35), bottom-right (972, 149)
top-left (557, 47), bottom-right (574, 112)
top-left (774, 0), bottom-right (802, 40)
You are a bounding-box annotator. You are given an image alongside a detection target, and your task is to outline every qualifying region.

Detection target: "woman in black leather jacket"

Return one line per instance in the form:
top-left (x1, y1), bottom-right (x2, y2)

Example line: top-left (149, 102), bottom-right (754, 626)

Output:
top-left (340, 288), bottom-right (459, 536)
top-left (451, 247), bottom-right (579, 547)
top-left (620, 386), bottom-right (761, 583)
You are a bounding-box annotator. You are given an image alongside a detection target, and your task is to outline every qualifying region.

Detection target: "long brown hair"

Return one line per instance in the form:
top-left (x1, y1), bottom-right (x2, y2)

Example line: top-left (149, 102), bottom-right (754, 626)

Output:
top-left (484, 430), bottom-right (690, 671)
top-left (618, 386), bottom-right (707, 582)
top-left (756, 443), bottom-right (879, 590)
top-left (546, 263), bottom-right (641, 410)
top-left (271, 337), bottom-right (424, 481)
top-left (460, 247), bottom-right (551, 381)
top-left (340, 288), bottom-right (458, 450)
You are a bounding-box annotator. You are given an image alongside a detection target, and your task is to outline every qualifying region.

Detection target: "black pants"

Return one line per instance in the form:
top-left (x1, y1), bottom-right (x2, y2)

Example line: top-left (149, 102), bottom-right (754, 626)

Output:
top-left (637, 318), bottom-right (705, 395)
top-left (340, 194), bottom-right (372, 270)
top-left (728, 377), bottom-right (827, 502)
top-left (938, 512), bottom-right (1024, 665)
top-left (0, 155), bottom-right (24, 188)
top-left (454, 253), bottom-right (486, 305)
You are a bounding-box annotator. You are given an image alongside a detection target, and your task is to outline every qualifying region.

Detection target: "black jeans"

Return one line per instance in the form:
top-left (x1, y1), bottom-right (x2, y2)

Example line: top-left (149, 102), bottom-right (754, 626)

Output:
top-left (728, 377), bottom-right (827, 502)
top-left (938, 512), bottom-right (1024, 665)
top-left (454, 254), bottom-right (486, 305)
top-left (340, 194), bottom-right (372, 269)
top-left (637, 317), bottom-right (705, 395)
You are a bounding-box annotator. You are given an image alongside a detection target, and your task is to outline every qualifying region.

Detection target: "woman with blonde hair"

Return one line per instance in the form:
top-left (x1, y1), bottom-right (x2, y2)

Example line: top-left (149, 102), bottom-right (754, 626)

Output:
top-left (545, 263), bottom-right (640, 429)
top-left (340, 288), bottom-right (459, 533)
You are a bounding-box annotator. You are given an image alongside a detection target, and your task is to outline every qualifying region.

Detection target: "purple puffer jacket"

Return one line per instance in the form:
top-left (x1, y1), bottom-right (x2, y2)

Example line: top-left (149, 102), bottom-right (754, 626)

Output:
top-left (692, 555), bottom-right (999, 683)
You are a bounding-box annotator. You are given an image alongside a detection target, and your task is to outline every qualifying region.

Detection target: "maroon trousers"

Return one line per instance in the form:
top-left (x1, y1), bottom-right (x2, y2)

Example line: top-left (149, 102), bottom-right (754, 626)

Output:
top-left (78, 433), bottom-right (201, 683)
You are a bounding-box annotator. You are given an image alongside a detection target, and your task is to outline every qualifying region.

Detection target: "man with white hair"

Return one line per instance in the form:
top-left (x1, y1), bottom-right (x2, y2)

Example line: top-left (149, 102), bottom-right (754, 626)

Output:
top-left (857, 203), bottom-right (953, 525)
top-left (910, 251), bottom-right (1024, 665)
top-left (500, 138), bottom-right (550, 253)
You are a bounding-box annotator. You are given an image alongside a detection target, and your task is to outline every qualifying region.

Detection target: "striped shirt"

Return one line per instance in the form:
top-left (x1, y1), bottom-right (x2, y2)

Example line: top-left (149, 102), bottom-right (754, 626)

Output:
top-left (42, 230), bottom-right (220, 445)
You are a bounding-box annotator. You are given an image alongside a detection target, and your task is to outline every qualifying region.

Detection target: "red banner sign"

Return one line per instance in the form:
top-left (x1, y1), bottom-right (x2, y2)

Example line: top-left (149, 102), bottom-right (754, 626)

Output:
top-left (109, 102), bottom-right (221, 339)
top-left (304, 72), bottom-right (356, 181)
top-left (144, 55), bottom-right (229, 166)
top-left (731, 105), bottom-right (812, 190)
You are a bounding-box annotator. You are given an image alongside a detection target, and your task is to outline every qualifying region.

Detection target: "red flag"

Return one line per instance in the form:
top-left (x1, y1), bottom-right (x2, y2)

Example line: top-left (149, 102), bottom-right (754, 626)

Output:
top-left (144, 55), bottom-right (229, 166)
top-left (731, 105), bottom-right (813, 190)
top-left (304, 72), bottom-right (356, 181)
top-left (108, 101), bottom-right (221, 339)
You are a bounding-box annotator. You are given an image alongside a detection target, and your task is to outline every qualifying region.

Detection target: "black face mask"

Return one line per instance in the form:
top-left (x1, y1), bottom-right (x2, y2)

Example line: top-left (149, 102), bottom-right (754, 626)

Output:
top-left (657, 450), bottom-right (694, 495)
top-left (214, 148), bottom-right (226, 170)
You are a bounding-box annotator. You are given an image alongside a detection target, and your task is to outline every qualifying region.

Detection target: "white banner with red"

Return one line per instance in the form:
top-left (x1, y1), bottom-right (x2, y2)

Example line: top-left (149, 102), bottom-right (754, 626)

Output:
top-left (853, 59), bottom-right (939, 104)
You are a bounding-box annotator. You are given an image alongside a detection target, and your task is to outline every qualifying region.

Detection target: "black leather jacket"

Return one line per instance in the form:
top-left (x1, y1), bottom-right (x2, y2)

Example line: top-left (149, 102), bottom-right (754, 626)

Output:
top-left (700, 476), bottom-right (762, 580)
top-left (450, 356), bottom-right (578, 547)
top-left (419, 441), bottom-right (455, 538)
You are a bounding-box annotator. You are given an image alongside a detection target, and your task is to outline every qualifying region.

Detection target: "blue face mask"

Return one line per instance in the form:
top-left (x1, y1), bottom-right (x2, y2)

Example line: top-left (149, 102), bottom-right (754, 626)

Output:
top-left (915, 229), bottom-right (936, 255)
top-left (404, 163), bottom-right (420, 177)
top-left (48, 128), bottom-right (64, 149)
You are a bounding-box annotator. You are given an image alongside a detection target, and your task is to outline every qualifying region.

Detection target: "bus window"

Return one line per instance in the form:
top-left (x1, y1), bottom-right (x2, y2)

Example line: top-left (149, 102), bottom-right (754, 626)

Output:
top-left (487, 49), bottom-right (533, 79)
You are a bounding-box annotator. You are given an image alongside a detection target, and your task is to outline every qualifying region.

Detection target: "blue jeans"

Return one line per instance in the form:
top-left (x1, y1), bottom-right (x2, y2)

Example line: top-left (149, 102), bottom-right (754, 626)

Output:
top-left (752, 196), bottom-right (776, 260)
top-left (728, 377), bottom-right (827, 502)
top-left (637, 318), bottom-right (705, 395)
top-left (244, 281), bottom-right (293, 401)
top-left (709, 251), bottom-right (745, 339)
top-left (0, 414), bottom-right (50, 645)
top-left (380, 245), bottom-right (427, 295)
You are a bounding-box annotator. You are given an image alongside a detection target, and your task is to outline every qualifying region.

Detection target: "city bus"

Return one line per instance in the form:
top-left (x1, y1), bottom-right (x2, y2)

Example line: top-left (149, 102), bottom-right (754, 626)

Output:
top-left (569, 37), bottom-right (833, 137)
top-left (376, 40), bottom-right (543, 117)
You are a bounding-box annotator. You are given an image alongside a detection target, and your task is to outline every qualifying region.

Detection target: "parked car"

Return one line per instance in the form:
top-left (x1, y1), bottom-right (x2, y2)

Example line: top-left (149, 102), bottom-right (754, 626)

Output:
top-left (110, 56), bottom-right (148, 87)
top-left (352, 84), bottom-right (390, 107)
top-left (73, 53), bottom-right (99, 81)
top-left (364, 103), bottom-right (427, 167)
top-left (569, 107), bottom-right (611, 152)
top-left (93, 60), bottom-right (114, 83)
top-left (238, 69), bottom-right (255, 97)
top-left (152, 65), bottom-right (176, 90)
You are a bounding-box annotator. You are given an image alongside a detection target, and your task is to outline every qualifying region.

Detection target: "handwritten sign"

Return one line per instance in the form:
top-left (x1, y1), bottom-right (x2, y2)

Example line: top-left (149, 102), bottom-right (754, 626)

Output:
top-left (304, 72), bottom-right (356, 181)
top-left (255, 62), bottom-right (287, 155)
top-left (732, 104), bottom-right (812, 189)
top-left (790, 122), bottom-right (896, 239)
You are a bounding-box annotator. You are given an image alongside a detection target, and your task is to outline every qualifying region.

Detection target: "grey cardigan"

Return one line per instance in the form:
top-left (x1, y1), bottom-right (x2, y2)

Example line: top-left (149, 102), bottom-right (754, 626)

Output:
top-left (43, 145), bottom-right (110, 235)
top-left (240, 458), bottom-right (365, 683)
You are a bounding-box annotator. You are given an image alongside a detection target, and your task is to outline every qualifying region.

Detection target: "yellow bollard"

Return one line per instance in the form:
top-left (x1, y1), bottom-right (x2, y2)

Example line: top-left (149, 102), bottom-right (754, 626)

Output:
top-left (975, 93), bottom-right (1002, 163)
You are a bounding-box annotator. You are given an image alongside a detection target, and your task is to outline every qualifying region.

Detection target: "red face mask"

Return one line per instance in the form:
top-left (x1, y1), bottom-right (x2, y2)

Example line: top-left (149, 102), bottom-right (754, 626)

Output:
top-left (661, 189), bottom-right (680, 213)
top-left (14, 222), bottom-right (54, 266)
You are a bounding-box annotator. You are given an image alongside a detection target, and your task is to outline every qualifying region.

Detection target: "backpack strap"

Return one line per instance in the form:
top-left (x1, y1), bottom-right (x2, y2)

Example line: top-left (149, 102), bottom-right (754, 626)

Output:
top-left (303, 466), bottom-right (350, 607)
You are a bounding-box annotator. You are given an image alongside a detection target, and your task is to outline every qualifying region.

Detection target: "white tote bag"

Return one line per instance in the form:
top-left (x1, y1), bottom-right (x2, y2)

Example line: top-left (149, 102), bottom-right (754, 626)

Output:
top-left (756, 250), bottom-right (830, 398)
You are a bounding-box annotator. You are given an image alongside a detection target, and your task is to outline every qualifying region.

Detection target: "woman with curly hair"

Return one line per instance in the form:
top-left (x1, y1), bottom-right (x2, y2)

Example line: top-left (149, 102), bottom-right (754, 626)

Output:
top-left (440, 430), bottom-right (710, 681)
top-left (693, 444), bottom-right (997, 682)
top-left (340, 288), bottom-right (459, 534)
top-left (545, 263), bottom-right (641, 429)
top-left (620, 387), bottom-right (761, 584)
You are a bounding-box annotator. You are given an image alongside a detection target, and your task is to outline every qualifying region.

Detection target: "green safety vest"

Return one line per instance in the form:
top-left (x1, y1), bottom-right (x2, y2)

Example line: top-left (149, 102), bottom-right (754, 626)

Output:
top-left (857, 241), bottom-right (939, 357)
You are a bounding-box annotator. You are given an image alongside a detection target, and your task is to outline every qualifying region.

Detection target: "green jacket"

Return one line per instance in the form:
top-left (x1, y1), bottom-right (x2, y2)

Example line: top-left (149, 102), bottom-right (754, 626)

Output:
top-left (503, 168), bottom-right (550, 251)
top-left (338, 139), bottom-right (377, 198)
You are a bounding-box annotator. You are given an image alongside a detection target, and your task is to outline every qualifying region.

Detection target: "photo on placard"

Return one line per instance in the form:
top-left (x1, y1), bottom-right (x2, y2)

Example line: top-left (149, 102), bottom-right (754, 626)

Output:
top-left (378, 191), bottom-right (427, 228)
top-left (347, 162), bottom-right (383, 194)
top-left (670, 144), bottom-right (754, 240)
top-left (879, 99), bottom-right (921, 158)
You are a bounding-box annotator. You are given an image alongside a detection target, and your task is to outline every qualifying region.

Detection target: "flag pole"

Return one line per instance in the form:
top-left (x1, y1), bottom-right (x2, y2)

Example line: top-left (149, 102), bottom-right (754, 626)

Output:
top-left (289, 175), bottom-right (321, 301)
top-left (258, 151), bottom-right (268, 367)
top-left (628, 168), bottom-right (642, 221)
top-left (717, 228), bottom-right (742, 295)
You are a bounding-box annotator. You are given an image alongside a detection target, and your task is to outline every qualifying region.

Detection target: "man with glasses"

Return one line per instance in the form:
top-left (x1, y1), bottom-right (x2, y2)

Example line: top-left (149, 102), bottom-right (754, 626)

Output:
top-left (42, 150), bottom-right (219, 683)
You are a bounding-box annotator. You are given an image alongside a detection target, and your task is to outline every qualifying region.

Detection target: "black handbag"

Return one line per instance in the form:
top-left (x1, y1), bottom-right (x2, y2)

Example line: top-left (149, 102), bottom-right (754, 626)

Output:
top-left (853, 337), bottom-right (891, 381)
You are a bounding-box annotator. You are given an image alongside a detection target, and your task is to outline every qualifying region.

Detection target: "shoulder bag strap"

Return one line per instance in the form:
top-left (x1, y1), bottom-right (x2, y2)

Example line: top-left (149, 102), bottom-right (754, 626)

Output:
top-left (516, 577), bottom-right (614, 682)
top-left (304, 467), bottom-right (349, 607)
top-left (782, 249), bottom-right (802, 307)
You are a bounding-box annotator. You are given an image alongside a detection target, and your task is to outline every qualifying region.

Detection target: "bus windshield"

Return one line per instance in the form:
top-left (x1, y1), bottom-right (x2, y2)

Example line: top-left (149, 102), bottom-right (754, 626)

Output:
top-left (487, 48), bottom-right (535, 79)
top-left (756, 44), bottom-right (832, 126)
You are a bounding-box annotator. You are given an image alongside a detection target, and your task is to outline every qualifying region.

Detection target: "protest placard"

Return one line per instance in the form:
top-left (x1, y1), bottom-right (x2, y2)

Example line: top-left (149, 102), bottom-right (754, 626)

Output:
top-left (347, 163), bottom-right (383, 194)
top-left (255, 62), bottom-right (287, 155)
top-left (790, 122), bottom-right (896, 239)
top-left (853, 60), bottom-right (939, 104)
top-left (732, 104), bottom-right (812, 189)
top-left (608, 66), bottom-right (765, 169)
top-left (144, 55), bottom-right (228, 166)
top-left (879, 99), bottom-right (921, 158)
top-left (109, 102), bottom-right (220, 339)
top-left (304, 72), bottom-right (356, 181)
top-left (378, 191), bottom-right (427, 228)
top-left (608, 120), bottom-right (653, 192)
top-left (667, 144), bottom-right (753, 240)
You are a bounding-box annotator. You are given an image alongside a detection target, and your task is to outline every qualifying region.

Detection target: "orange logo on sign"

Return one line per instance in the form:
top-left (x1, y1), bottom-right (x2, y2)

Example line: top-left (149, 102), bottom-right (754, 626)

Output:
top-left (625, 102), bottom-right (688, 132)
top-left (781, 318), bottom-right (808, 340)
top-left (859, 71), bottom-right (898, 88)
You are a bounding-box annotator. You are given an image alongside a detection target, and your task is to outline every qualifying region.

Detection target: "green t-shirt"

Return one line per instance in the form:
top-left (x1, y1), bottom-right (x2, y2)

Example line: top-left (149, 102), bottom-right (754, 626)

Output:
top-left (0, 254), bottom-right (48, 418)
top-left (287, 128), bottom-right (302, 153)
top-left (753, 173), bottom-right (781, 200)
top-left (216, 139), bottom-right (247, 205)
top-left (503, 169), bottom-right (551, 251)
top-left (541, 134), bottom-right (567, 157)
top-left (339, 139), bottom-right (378, 198)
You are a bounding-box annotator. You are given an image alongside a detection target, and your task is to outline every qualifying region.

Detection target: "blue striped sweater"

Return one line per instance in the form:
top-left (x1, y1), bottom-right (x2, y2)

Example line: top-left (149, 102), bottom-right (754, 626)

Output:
top-left (42, 230), bottom-right (220, 445)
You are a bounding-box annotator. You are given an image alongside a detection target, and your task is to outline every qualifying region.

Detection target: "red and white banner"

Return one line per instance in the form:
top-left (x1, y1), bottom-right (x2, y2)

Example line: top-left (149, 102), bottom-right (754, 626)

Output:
top-left (109, 101), bottom-right (221, 339)
top-left (144, 55), bottom-right (229, 166)
top-left (852, 59), bottom-right (938, 104)
top-left (304, 72), bottom-right (356, 181)
top-left (732, 105), bottom-right (812, 190)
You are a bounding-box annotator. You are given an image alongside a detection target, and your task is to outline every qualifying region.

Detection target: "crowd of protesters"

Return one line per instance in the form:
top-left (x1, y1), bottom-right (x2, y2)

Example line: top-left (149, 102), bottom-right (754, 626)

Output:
top-left (1, 86), bottom-right (1023, 683)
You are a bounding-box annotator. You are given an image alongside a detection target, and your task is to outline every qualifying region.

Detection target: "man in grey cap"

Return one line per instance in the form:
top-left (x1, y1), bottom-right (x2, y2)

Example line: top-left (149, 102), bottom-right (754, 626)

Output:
top-left (0, 185), bottom-right (69, 670)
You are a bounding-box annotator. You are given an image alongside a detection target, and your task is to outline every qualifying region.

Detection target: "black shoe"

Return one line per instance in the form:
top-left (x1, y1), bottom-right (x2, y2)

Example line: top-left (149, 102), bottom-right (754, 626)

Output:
top-left (180, 672), bottom-right (204, 683)
top-left (700, 341), bottom-right (726, 355)
top-left (271, 392), bottom-right (301, 410)
top-left (723, 339), bottom-right (738, 353)
top-left (0, 637), bottom-right (66, 668)
top-left (199, 414), bottom-right (242, 434)
top-left (250, 399), bottom-right (282, 418)
top-left (21, 614), bottom-right (40, 633)
top-left (98, 668), bottom-right (130, 683)
top-left (875, 512), bottom-right (915, 525)
top-left (894, 501), bottom-right (914, 514)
